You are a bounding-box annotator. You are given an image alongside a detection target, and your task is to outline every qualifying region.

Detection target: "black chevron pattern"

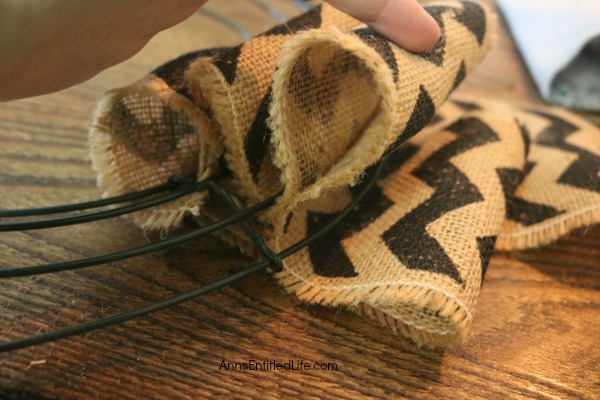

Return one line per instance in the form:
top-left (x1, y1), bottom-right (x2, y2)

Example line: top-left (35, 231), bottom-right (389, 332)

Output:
top-left (477, 236), bottom-right (496, 284)
top-left (152, 49), bottom-right (218, 98)
top-left (416, 2), bottom-right (486, 50)
top-left (416, 33), bottom-right (446, 67)
top-left (245, 87), bottom-right (273, 182)
top-left (453, 99), bottom-right (481, 112)
top-left (417, 2), bottom-right (486, 66)
top-left (382, 117), bottom-right (501, 285)
top-left (211, 45), bottom-right (243, 85)
top-left (112, 101), bottom-right (195, 164)
top-left (425, 6), bottom-right (449, 31)
top-left (306, 144), bottom-right (419, 277)
top-left (394, 86), bottom-right (437, 148)
top-left (354, 28), bottom-right (400, 83)
top-left (306, 185), bottom-right (391, 277)
top-left (497, 167), bottom-right (564, 226)
top-left (211, 6), bottom-right (325, 86)
top-left (452, 61), bottom-right (467, 90)
top-left (455, 2), bottom-right (486, 45)
top-left (535, 112), bottom-right (600, 193)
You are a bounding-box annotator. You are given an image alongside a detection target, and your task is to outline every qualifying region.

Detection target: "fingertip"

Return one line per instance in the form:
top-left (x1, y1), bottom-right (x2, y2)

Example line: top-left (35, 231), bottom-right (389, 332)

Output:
top-left (409, 14), bottom-right (442, 52)
top-left (369, 0), bottom-right (442, 53)
top-left (408, 11), bottom-right (442, 52)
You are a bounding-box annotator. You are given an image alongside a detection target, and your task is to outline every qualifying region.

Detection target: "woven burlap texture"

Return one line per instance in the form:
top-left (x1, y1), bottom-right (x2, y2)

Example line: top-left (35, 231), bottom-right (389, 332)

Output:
top-left (89, 1), bottom-right (600, 349)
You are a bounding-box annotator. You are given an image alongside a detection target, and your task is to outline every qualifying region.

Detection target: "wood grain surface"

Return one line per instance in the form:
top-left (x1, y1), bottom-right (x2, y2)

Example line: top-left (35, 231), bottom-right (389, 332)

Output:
top-left (1, 1), bottom-right (599, 399)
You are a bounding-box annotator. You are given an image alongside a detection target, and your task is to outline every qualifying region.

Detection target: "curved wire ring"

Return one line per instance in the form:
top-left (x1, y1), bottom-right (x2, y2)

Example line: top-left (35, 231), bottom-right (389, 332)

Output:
top-left (0, 155), bottom-right (389, 352)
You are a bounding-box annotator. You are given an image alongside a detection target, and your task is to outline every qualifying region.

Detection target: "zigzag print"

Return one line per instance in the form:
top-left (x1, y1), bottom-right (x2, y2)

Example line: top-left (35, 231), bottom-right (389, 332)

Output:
top-left (382, 117), bottom-right (500, 285)
top-left (497, 164), bottom-right (564, 226)
top-left (533, 111), bottom-right (600, 193)
top-left (304, 115), bottom-right (511, 285)
top-left (96, 1), bottom-right (591, 350)
top-left (272, 109), bottom-right (528, 351)
top-left (432, 100), bottom-right (600, 251)
top-left (304, 145), bottom-right (418, 278)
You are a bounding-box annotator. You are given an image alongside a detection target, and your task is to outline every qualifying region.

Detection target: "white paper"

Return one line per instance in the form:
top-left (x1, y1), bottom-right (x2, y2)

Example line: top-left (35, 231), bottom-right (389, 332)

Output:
top-left (496, 0), bottom-right (600, 109)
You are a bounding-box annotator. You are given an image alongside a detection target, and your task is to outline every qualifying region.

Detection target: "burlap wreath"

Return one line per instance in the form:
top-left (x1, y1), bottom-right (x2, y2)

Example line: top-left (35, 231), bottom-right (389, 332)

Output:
top-left (89, 1), bottom-right (600, 349)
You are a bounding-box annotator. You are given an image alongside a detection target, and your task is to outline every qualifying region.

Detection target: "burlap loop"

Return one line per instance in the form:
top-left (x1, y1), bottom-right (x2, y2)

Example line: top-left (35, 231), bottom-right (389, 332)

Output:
top-left (267, 1), bottom-right (494, 233)
top-left (90, 77), bottom-right (222, 229)
top-left (89, 1), bottom-right (600, 349)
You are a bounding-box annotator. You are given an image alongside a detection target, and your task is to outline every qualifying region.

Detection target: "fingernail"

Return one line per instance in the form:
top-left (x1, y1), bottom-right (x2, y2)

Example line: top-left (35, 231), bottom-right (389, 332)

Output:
top-left (433, 33), bottom-right (445, 48)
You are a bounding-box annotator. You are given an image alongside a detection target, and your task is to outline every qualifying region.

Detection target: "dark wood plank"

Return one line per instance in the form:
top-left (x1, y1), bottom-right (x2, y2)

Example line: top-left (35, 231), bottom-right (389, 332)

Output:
top-left (1, 1), bottom-right (599, 399)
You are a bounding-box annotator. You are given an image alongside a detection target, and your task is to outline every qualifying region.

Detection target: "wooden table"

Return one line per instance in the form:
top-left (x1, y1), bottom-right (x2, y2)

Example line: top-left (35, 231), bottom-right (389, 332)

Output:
top-left (1, 1), bottom-right (599, 399)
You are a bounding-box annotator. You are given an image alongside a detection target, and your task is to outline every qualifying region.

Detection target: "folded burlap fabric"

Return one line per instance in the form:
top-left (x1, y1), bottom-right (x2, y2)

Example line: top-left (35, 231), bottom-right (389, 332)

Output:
top-left (89, 1), bottom-right (600, 349)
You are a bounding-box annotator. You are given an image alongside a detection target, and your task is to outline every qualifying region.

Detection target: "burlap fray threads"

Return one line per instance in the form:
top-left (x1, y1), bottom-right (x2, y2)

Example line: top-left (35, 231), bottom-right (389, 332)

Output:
top-left (266, 2), bottom-right (496, 230)
top-left (267, 26), bottom-right (399, 214)
top-left (182, 6), bottom-right (362, 206)
top-left (86, 2), bottom-right (600, 350)
top-left (430, 98), bottom-right (600, 252)
top-left (89, 76), bottom-right (222, 231)
top-left (498, 104), bottom-right (600, 250)
top-left (272, 108), bottom-right (526, 348)
top-left (88, 1), bottom-right (501, 349)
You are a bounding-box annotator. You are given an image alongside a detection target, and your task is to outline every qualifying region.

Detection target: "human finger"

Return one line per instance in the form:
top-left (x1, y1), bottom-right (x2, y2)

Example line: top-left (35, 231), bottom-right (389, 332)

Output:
top-left (324, 0), bottom-right (441, 52)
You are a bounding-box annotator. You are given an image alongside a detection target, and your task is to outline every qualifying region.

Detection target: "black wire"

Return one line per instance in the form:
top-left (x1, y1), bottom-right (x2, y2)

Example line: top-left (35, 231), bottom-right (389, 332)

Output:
top-left (0, 156), bottom-right (388, 353)
top-left (0, 194), bottom-right (276, 278)
top-left (0, 180), bottom-right (180, 218)
top-left (0, 176), bottom-right (231, 232)
top-left (0, 185), bottom-right (198, 232)
top-left (279, 157), bottom-right (385, 259)
top-left (0, 262), bottom-right (270, 352)
top-left (209, 182), bottom-right (283, 272)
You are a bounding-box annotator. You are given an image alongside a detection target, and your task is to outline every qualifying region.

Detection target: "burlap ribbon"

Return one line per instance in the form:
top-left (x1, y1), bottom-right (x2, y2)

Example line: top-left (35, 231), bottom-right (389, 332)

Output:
top-left (89, 1), bottom-right (600, 349)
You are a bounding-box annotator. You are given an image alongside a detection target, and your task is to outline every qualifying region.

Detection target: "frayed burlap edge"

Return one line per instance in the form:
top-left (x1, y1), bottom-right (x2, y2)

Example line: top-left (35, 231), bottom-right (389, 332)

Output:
top-left (185, 59), bottom-right (264, 203)
top-left (89, 76), bottom-right (218, 231)
top-left (267, 26), bottom-right (400, 224)
top-left (497, 205), bottom-right (600, 250)
top-left (277, 267), bottom-right (472, 349)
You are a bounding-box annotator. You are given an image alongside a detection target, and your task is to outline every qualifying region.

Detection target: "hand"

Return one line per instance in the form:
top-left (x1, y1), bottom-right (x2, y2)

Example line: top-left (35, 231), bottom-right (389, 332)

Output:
top-left (0, 0), bottom-right (440, 101)
top-left (325, 0), bottom-right (441, 52)
top-left (0, 0), bottom-right (207, 101)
